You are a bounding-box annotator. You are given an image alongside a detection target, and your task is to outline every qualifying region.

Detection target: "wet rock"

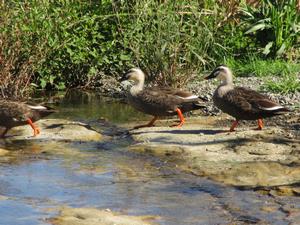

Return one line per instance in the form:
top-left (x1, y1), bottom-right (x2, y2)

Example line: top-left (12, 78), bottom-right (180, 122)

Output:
top-left (268, 186), bottom-right (300, 197)
top-left (0, 195), bottom-right (9, 201)
top-left (0, 148), bottom-right (9, 156)
top-left (129, 116), bottom-right (300, 189)
top-left (7, 119), bottom-right (102, 142)
top-left (50, 207), bottom-right (158, 225)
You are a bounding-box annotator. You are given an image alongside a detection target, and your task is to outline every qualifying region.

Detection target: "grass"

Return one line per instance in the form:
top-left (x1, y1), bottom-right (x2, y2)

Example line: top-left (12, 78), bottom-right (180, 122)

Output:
top-left (224, 57), bottom-right (300, 94)
top-left (263, 74), bottom-right (300, 94)
top-left (225, 57), bottom-right (300, 77)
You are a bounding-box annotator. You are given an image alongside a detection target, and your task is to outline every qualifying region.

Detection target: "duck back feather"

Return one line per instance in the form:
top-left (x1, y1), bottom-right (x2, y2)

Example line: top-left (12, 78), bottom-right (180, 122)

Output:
top-left (128, 86), bottom-right (205, 117)
top-left (213, 87), bottom-right (289, 120)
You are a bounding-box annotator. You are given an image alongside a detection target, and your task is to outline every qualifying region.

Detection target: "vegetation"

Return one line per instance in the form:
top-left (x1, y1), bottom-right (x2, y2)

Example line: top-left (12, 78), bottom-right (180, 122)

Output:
top-left (242, 0), bottom-right (300, 57)
top-left (0, 0), bottom-right (299, 98)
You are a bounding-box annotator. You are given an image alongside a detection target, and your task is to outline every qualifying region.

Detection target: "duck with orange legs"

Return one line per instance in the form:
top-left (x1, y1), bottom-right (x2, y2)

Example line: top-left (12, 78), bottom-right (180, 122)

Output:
top-left (120, 68), bottom-right (206, 129)
top-left (0, 100), bottom-right (56, 138)
top-left (205, 65), bottom-right (290, 132)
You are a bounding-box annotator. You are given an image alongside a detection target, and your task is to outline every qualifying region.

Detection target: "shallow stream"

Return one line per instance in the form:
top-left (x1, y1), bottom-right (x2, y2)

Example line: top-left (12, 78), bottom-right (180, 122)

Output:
top-left (0, 91), bottom-right (299, 225)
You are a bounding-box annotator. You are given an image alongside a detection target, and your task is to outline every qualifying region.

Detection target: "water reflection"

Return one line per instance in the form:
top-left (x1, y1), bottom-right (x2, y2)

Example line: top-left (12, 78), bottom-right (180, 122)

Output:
top-left (50, 90), bottom-right (147, 123)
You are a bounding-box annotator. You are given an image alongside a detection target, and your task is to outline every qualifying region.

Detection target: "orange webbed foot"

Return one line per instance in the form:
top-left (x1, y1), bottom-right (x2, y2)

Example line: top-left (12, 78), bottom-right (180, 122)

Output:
top-left (229, 120), bottom-right (239, 132)
top-left (27, 118), bottom-right (40, 137)
top-left (33, 127), bottom-right (41, 136)
top-left (171, 108), bottom-right (185, 128)
top-left (254, 119), bottom-right (264, 130)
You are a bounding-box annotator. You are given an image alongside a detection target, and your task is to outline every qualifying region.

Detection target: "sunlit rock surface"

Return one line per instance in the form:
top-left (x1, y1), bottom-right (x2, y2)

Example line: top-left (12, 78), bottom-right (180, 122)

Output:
top-left (50, 207), bottom-right (157, 225)
top-left (4, 119), bottom-right (102, 142)
top-left (0, 148), bottom-right (9, 156)
top-left (129, 115), bottom-right (300, 189)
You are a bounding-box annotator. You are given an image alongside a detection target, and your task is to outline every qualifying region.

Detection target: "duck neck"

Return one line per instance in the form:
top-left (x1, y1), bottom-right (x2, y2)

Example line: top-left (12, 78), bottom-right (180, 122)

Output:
top-left (130, 79), bottom-right (144, 95)
top-left (220, 72), bottom-right (233, 86)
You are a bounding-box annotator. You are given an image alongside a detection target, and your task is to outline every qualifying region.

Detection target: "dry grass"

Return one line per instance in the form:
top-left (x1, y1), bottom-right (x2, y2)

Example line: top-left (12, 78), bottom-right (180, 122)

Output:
top-left (0, 31), bottom-right (34, 99)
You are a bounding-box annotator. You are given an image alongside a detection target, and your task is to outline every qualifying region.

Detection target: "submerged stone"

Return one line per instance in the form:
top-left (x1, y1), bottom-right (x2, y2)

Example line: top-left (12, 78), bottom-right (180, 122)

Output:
top-left (50, 207), bottom-right (158, 225)
top-left (6, 119), bottom-right (102, 142)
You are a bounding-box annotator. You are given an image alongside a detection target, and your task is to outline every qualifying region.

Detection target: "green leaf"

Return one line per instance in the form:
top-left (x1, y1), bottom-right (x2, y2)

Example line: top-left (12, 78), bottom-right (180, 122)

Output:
top-left (263, 42), bottom-right (273, 55)
top-left (276, 43), bottom-right (286, 56)
top-left (40, 79), bottom-right (47, 89)
top-left (120, 54), bottom-right (130, 61)
top-left (245, 23), bottom-right (267, 34)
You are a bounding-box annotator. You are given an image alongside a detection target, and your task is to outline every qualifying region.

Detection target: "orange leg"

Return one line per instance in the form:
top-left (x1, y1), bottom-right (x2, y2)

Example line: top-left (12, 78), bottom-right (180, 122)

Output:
top-left (229, 120), bottom-right (239, 132)
top-left (171, 108), bottom-right (185, 128)
top-left (134, 116), bottom-right (158, 129)
top-left (27, 119), bottom-right (40, 136)
top-left (256, 119), bottom-right (264, 130)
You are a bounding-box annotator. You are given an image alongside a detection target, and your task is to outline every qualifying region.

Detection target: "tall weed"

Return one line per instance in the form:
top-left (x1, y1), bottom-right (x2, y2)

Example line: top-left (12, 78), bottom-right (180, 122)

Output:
top-left (117, 0), bottom-right (227, 86)
top-left (0, 2), bottom-right (48, 99)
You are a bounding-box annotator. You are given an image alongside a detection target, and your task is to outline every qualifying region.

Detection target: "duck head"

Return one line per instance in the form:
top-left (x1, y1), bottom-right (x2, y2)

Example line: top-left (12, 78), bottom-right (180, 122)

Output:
top-left (120, 68), bottom-right (145, 84)
top-left (120, 68), bottom-right (145, 93)
top-left (205, 65), bottom-right (233, 84)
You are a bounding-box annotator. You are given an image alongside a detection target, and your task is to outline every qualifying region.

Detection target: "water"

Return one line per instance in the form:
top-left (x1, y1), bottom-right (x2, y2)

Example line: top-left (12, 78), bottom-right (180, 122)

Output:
top-left (0, 91), bottom-right (298, 225)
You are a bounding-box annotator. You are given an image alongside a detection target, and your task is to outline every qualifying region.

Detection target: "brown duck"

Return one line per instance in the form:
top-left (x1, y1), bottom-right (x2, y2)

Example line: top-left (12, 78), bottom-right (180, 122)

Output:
top-left (205, 65), bottom-right (289, 131)
top-left (120, 68), bottom-right (206, 129)
top-left (0, 100), bottom-right (56, 137)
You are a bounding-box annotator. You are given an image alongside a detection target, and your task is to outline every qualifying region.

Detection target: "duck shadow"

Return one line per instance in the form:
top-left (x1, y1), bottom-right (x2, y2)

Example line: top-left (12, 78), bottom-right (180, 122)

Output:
top-left (131, 129), bottom-right (224, 136)
top-left (131, 127), bottom-right (299, 147)
top-left (147, 136), bottom-right (251, 147)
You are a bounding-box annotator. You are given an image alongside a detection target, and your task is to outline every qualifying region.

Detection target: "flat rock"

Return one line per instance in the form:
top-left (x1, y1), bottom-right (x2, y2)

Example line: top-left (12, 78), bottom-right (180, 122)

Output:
top-left (50, 207), bottom-right (157, 225)
top-left (4, 119), bottom-right (102, 142)
top-left (129, 116), bottom-right (300, 188)
top-left (0, 148), bottom-right (9, 156)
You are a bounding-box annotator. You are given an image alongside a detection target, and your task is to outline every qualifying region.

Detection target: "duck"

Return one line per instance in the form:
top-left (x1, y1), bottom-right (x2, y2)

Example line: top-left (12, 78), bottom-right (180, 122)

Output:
top-left (120, 68), bottom-right (206, 129)
top-left (205, 65), bottom-right (289, 131)
top-left (0, 100), bottom-right (56, 137)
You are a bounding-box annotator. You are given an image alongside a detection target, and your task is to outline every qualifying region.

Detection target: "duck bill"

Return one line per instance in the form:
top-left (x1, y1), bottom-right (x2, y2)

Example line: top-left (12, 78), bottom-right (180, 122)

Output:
top-left (119, 73), bottom-right (129, 82)
top-left (204, 71), bottom-right (216, 80)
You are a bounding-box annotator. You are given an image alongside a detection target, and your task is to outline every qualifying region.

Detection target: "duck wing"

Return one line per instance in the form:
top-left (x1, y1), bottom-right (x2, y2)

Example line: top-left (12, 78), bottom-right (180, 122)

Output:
top-left (225, 87), bottom-right (288, 113)
top-left (0, 100), bottom-right (31, 121)
top-left (135, 86), bottom-right (204, 112)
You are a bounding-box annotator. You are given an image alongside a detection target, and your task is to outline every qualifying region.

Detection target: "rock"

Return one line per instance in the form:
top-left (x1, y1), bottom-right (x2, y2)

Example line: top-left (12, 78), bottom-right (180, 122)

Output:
top-left (0, 195), bottom-right (9, 201)
top-left (129, 116), bottom-right (300, 188)
top-left (0, 148), bottom-right (9, 156)
top-left (49, 207), bottom-right (158, 225)
top-left (6, 119), bottom-right (102, 142)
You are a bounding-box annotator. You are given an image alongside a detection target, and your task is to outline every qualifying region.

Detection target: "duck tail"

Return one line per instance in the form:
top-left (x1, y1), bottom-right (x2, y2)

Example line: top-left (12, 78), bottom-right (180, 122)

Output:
top-left (193, 101), bottom-right (207, 109)
top-left (28, 104), bottom-right (57, 117)
top-left (180, 98), bottom-right (207, 111)
top-left (261, 105), bottom-right (291, 116)
top-left (272, 107), bottom-right (290, 115)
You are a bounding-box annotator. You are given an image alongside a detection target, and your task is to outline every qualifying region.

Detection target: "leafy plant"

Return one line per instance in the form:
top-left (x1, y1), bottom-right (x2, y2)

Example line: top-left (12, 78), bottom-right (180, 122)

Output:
top-left (241, 0), bottom-right (300, 57)
top-left (1, 0), bottom-right (300, 98)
